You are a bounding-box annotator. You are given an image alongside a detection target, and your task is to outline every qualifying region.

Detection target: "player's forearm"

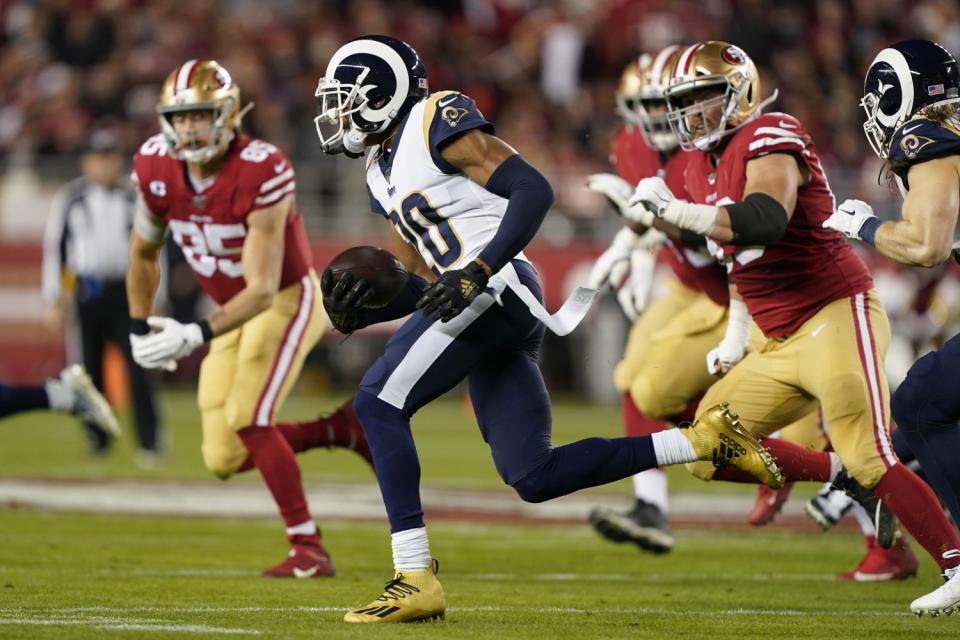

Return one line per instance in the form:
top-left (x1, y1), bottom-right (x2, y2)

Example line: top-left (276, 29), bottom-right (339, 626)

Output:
top-left (127, 251), bottom-right (161, 319)
top-left (874, 220), bottom-right (953, 267)
top-left (206, 281), bottom-right (276, 336)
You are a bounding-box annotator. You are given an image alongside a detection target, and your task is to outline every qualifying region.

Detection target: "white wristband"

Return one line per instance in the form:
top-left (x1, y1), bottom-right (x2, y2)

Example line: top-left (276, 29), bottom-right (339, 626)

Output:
top-left (724, 298), bottom-right (752, 347)
top-left (663, 200), bottom-right (718, 235)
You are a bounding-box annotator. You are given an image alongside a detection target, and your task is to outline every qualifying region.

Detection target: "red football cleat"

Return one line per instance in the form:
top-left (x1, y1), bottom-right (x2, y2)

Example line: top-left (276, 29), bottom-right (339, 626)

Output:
top-left (747, 482), bottom-right (794, 526)
top-left (837, 535), bottom-right (918, 582)
top-left (263, 538), bottom-right (336, 578)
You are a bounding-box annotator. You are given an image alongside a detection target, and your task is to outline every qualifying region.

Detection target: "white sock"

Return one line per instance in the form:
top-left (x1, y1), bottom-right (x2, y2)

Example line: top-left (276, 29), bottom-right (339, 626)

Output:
top-left (650, 430), bottom-right (697, 466)
top-left (633, 469), bottom-right (668, 512)
top-left (849, 503), bottom-right (875, 537)
top-left (286, 520), bottom-right (317, 537)
top-left (392, 527), bottom-right (431, 572)
top-left (45, 378), bottom-right (74, 412)
top-left (827, 452), bottom-right (842, 482)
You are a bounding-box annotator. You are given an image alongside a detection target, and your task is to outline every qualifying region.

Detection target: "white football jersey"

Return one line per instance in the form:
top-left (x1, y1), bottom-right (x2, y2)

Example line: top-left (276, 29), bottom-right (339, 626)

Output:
top-left (365, 91), bottom-right (528, 274)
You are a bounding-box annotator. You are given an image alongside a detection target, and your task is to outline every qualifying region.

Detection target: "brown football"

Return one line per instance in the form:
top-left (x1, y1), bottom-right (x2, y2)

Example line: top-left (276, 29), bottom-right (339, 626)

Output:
top-left (326, 246), bottom-right (410, 308)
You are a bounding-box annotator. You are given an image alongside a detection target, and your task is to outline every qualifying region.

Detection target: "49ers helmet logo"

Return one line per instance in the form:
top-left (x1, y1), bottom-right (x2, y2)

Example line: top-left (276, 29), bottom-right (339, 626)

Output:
top-left (720, 45), bottom-right (747, 65)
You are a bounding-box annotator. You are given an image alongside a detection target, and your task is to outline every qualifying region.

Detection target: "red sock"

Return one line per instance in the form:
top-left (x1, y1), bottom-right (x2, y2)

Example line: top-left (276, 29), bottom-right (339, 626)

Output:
top-left (874, 463), bottom-right (960, 570)
top-left (622, 393), bottom-right (667, 437)
top-left (290, 532), bottom-right (322, 548)
top-left (237, 426), bottom-right (311, 527)
top-left (670, 393), bottom-right (703, 425)
top-left (237, 397), bottom-right (368, 472)
top-left (714, 439), bottom-right (832, 483)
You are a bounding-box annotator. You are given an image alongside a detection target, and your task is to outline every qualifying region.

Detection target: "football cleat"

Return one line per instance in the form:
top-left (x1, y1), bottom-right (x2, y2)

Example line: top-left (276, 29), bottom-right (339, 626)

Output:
top-left (262, 538), bottom-right (335, 578)
top-left (747, 482), bottom-right (794, 526)
top-left (60, 364), bottom-right (121, 438)
top-left (837, 535), bottom-right (918, 582)
top-left (589, 499), bottom-right (674, 554)
top-left (910, 550), bottom-right (960, 616)
top-left (805, 483), bottom-right (854, 531)
top-left (681, 402), bottom-right (784, 488)
top-left (831, 468), bottom-right (896, 548)
top-left (344, 559), bottom-right (445, 623)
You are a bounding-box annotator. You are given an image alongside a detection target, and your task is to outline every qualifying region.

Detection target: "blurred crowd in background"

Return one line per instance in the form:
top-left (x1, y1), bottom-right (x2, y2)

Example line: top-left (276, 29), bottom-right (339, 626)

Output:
top-left (2, 0), bottom-right (960, 239)
top-left (2, 0), bottom-right (960, 396)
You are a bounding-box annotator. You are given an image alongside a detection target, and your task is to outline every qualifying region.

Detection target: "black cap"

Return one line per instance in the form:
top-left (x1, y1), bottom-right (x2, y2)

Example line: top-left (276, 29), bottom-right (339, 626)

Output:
top-left (85, 128), bottom-right (120, 154)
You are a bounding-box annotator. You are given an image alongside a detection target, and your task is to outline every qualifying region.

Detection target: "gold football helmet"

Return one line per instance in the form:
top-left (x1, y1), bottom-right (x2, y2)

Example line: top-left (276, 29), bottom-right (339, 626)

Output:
top-left (663, 41), bottom-right (776, 151)
top-left (157, 59), bottom-right (252, 163)
top-left (616, 45), bottom-right (682, 151)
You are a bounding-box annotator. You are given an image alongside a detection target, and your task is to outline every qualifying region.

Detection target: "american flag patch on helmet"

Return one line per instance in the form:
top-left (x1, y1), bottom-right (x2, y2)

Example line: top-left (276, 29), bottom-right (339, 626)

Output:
top-left (928, 84), bottom-right (945, 96)
top-left (418, 78), bottom-right (429, 89)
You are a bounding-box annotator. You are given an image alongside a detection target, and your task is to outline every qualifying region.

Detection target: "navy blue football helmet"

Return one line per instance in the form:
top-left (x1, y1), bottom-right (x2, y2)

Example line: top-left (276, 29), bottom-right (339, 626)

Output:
top-left (314, 35), bottom-right (428, 156)
top-left (861, 39), bottom-right (960, 158)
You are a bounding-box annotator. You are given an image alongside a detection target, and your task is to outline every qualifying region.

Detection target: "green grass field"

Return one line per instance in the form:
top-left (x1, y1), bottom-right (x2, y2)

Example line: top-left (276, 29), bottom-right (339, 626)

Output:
top-left (1, 389), bottom-right (958, 638)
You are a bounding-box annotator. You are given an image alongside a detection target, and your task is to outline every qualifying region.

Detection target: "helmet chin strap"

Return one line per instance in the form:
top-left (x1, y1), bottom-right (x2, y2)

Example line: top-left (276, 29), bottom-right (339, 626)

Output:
top-left (343, 128), bottom-right (367, 155)
top-left (236, 102), bottom-right (255, 127)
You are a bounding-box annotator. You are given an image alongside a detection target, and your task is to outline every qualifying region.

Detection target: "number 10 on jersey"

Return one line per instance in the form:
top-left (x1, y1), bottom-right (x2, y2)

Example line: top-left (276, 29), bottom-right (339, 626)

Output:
top-left (387, 191), bottom-right (463, 269)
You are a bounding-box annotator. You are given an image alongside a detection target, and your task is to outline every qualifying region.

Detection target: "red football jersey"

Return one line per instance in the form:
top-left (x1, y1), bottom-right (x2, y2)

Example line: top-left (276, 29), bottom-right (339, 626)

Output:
top-left (611, 127), bottom-right (728, 306)
top-left (684, 112), bottom-right (874, 337)
top-left (133, 134), bottom-right (312, 305)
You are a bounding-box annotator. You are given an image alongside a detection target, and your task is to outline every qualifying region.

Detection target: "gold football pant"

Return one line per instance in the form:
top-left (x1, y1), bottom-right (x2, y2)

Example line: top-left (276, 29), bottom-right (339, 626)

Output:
top-left (613, 279), bottom-right (726, 419)
top-left (690, 290), bottom-right (896, 488)
top-left (197, 271), bottom-right (327, 478)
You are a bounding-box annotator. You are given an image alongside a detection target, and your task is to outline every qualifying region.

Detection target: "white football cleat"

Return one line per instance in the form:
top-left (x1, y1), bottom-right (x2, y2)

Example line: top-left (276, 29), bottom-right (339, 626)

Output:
top-left (910, 549), bottom-right (960, 616)
top-left (805, 483), bottom-right (853, 530)
top-left (60, 364), bottom-right (121, 438)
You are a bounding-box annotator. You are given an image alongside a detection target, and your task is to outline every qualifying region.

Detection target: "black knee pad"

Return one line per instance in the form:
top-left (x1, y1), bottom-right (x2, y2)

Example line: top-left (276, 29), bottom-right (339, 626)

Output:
top-left (511, 472), bottom-right (552, 504)
top-left (352, 390), bottom-right (393, 428)
top-left (891, 382), bottom-right (922, 433)
top-left (891, 350), bottom-right (952, 432)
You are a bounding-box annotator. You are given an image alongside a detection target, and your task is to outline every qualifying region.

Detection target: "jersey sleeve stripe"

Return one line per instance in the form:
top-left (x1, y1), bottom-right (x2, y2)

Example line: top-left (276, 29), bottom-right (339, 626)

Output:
top-left (747, 137), bottom-right (805, 152)
top-left (260, 168), bottom-right (295, 193)
top-left (753, 126), bottom-right (804, 139)
top-left (254, 181), bottom-right (296, 206)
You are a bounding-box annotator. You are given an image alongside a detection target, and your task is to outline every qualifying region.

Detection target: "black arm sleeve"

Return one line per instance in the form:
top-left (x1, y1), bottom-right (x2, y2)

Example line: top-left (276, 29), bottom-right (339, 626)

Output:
top-left (478, 154), bottom-right (554, 272)
top-left (678, 229), bottom-right (708, 247)
top-left (725, 192), bottom-right (789, 246)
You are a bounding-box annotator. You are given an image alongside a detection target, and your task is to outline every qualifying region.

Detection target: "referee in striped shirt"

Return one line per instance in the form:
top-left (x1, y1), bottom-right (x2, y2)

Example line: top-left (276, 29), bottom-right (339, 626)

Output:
top-left (42, 129), bottom-right (162, 463)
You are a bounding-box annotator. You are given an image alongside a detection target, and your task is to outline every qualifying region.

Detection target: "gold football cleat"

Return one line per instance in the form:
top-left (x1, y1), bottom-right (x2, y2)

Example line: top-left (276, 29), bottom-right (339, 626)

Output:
top-left (344, 559), bottom-right (446, 623)
top-left (681, 402), bottom-right (784, 489)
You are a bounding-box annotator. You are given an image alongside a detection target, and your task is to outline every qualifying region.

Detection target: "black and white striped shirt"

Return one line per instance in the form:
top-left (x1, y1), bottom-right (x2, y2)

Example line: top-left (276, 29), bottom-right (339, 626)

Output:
top-left (42, 177), bottom-right (136, 302)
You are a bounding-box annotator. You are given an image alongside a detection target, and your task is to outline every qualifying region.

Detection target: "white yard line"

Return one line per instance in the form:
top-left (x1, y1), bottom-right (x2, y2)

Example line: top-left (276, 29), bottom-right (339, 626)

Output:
top-left (0, 478), bottom-right (788, 523)
top-left (0, 606), bottom-right (910, 619)
top-left (0, 612), bottom-right (260, 635)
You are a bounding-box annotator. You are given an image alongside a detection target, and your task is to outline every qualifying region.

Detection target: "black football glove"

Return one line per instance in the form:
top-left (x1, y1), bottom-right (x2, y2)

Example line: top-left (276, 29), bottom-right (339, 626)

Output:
top-left (416, 261), bottom-right (490, 322)
top-left (321, 268), bottom-right (375, 333)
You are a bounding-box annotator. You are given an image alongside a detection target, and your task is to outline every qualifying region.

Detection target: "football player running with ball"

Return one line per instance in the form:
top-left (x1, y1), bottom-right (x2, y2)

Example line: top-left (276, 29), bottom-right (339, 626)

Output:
top-left (314, 35), bottom-right (782, 624)
top-left (626, 40), bottom-right (960, 614)
top-left (823, 39), bottom-right (960, 615)
top-left (126, 60), bottom-right (372, 578)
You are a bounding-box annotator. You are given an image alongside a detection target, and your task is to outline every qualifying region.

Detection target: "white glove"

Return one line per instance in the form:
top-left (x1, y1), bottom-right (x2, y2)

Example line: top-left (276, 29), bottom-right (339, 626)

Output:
top-left (587, 226), bottom-right (640, 290)
top-left (131, 316), bottom-right (204, 370)
top-left (616, 246), bottom-right (658, 321)
top-left (707, 299), bottom-right (752, 376)
top-left (587, 173), bottom-right (660, 225)
top-left (822, 199), bottom-right (878, 240)
top-left (629, 176), bottom-right (718, 234)
top-left (129, 332), bottom-right (178, 371)
top-left (635, 227), bottom-right (668, 251)
top-left (586, 173), bottom-right (634, 214)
